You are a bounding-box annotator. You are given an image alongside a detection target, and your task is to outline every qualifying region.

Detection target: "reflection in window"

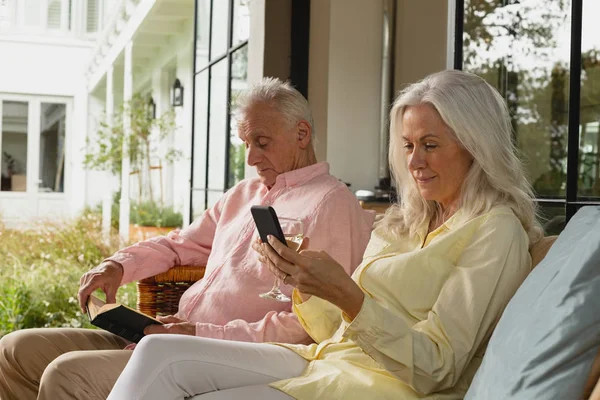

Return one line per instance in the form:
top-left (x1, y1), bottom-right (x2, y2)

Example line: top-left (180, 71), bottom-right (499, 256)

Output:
top-left (39, 103), bottom-right (66, 193)
top-left (191, 0), bottom-right (249, 217)
top-left (209, 0), bottom-right (230, 60)
top-left (195, 0), bottom-right (210, 71)
top-left (579, 0), bottom-right (600, 199)
top-left (228, 46), bottom-right (248, 189)
top-left (233, 0), bottom-right (250, 46)
top-left (47, 0), bottom-right (62, 29)
top-left (207, 59), bottom-right (228, 192)
top-left (1, 101), bottom-right (29, 192)
top-left (463, 0), bottom-right (572, 198)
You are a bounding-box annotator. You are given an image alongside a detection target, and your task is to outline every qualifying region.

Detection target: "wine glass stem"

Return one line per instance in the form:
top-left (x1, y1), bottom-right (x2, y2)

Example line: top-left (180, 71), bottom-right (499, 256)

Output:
top-left (272, 277), bottom-right (282, 291)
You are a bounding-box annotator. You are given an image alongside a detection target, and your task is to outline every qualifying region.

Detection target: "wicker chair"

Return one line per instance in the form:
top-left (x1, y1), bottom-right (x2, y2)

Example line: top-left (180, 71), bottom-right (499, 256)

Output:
top-left (137, 266), bottom-right (206, 317)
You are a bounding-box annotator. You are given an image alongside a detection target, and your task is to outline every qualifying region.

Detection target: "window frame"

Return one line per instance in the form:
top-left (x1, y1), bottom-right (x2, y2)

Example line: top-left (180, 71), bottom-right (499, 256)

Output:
top-left (453, 0), bottom-right (600, 222)
top-left (190, 0), bottom-right (249, 220)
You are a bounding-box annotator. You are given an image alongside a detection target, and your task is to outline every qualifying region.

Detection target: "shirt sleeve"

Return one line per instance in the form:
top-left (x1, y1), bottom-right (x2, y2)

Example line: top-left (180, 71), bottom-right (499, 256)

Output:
top-left (193, 308), bottom-right (312, 344)
top-left (108, 192), bottom-right (227, 285)
top-left (304, 187), bottom-right (375, 274)
top-left (292, 289), bottom-right (342, 343)
top-left (341, 213), bottom-right (531, 394)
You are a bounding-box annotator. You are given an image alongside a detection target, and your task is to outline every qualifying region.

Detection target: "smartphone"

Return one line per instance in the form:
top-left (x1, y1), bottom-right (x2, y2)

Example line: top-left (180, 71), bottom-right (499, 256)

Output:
top-left (250, 205), bottom-right (288, 247)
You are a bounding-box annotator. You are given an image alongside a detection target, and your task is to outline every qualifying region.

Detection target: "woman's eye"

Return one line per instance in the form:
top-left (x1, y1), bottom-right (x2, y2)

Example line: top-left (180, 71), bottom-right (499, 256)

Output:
top-left (425, 143), bottom-right (437, 150)
top-left (403, 143), bottom-right (413, 150)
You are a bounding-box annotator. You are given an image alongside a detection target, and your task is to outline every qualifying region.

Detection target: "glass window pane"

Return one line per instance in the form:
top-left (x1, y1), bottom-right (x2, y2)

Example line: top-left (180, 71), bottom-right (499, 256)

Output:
top-left (195, 0), bottom-right (210, 71)
top-left (47, 0), bottom-right (62, 29)
top-left (86, 0), bottom-right (99, 33)
top-left (24, 0), bottom-right (41, 27)
top-left (578, 0), bottom-right (600, 199)
top-left (232, 0), bottom-right (250, 46)
top-left (39, 103), bottom-right (66, 193)
top-left (463, 0), bottom-right (572, 199)
top-left (207, 190), bottom-right (224, 209)
top-left (207, 59), bottom-right (229, 192)
top-left (191, 189), bottom-right (206, 220)
top-left (227, 45), bottom-right (248, 189)
top-left (209, 0), bottom-right (231, 60)
top-left (1, 101), bottom-right (28, 192)
top-left (192, 70), bottom-right (209, 189)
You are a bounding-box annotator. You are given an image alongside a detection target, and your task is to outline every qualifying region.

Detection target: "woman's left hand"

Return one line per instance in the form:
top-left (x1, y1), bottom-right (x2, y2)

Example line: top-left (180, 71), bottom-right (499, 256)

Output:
top-left (260, 235), bottom-right (365, 320)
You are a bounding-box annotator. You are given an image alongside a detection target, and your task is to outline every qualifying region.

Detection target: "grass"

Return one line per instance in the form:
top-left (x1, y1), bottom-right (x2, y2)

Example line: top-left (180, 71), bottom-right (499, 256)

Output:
top-left (0, 210), bottom-right (137, 338)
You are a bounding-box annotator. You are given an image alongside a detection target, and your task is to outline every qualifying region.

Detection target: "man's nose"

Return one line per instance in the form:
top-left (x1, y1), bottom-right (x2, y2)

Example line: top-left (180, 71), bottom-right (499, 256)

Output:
top-left (247, 146), bottom-right (260, 166)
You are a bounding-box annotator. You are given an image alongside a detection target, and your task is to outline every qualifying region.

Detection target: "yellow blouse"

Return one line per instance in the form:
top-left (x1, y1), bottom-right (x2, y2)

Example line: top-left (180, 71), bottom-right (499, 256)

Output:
top-left (270, 206), bottom-right (531, 399)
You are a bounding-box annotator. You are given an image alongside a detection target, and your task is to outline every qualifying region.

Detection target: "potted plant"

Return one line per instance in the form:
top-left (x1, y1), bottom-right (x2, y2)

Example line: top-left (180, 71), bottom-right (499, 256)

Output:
top-left (84, 93), bottom-right (183, 239)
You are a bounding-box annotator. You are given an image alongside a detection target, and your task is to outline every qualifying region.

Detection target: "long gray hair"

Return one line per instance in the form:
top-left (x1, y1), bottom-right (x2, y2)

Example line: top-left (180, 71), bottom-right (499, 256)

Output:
top-left (380, 70), bottom-right (543, 246)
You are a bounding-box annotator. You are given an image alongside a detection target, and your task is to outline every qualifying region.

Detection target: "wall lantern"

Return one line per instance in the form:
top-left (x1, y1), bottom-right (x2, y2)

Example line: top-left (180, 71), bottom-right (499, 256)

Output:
top-left (172, 79), bottom-right (184, 107)
top-left (148, 97), bottom-right (156, 119)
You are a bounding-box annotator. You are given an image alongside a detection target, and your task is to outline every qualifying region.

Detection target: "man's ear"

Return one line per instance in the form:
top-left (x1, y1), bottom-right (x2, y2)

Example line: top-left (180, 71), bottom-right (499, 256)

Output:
top-left (296, 120), bottom-right (312, 149)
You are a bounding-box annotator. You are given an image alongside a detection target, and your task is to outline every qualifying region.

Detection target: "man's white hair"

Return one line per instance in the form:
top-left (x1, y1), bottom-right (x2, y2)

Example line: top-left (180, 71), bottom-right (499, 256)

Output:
top-left (381, 69), bottom-right (543, 246)
top-left (235, 77), bottom-right (316, 144)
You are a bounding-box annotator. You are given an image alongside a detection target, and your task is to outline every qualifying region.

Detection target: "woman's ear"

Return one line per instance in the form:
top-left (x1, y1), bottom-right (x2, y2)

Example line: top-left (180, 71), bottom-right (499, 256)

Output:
top-left (296, 121), bottom-right (312, 149)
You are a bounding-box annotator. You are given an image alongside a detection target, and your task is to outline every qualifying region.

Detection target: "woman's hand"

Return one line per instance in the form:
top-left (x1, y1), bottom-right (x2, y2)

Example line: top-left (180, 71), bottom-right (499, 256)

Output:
top-left (259, 235), bottom-right (365, 320)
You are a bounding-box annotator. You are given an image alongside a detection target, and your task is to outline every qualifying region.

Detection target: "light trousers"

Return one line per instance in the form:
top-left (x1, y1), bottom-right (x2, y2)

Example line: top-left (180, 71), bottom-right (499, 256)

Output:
top-left (0, 328), bottom-right (131, 400)
top-left (107, 334), bottom-right (308, 400)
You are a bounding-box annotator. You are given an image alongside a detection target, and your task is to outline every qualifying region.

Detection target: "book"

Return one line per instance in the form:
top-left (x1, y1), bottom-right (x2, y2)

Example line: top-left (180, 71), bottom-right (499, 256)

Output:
top-left (86, 294), bottom-right (163, 343)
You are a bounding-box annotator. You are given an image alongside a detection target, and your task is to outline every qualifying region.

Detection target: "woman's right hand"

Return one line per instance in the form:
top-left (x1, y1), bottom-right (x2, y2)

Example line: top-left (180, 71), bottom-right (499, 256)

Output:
top-left (261, 236), bottom-right (365, 319)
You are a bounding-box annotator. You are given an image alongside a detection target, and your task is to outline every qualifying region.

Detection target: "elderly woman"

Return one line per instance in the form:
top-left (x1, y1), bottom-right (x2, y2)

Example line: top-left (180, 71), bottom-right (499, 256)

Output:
top-left (107, 70), bottom-right (543, 400)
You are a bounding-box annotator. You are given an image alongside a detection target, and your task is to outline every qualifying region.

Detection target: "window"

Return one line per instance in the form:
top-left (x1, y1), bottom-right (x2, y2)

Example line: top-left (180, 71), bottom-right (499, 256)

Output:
top-left (85, 0), bottom-right (99, 33)
top-left (6, 0), bottom-right (72, 32)
top-left (456, 0), bottom-right (600, 233)
top-left (1, 101), bottom-right (29, 192)
top-left (38, 103), bottom-right (66, 192)
top-left (191, 0), bottom-right (249, 219)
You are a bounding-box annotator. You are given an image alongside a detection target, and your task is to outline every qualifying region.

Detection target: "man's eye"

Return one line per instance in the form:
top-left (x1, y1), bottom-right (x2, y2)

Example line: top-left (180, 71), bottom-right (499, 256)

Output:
top-left (403, 143), bottom-right (413, 150)
top-left (425, 143), bottom-right (437, 150)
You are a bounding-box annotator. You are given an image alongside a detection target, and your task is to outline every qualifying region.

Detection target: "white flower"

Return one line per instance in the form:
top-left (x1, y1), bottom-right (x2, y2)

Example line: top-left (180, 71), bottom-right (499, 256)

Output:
top-left (42, 300), bottom-right (50, 307)
top-left (68, 297), bottom-right (77, 304)
top-left (78, 254), bottom-right (85, 262)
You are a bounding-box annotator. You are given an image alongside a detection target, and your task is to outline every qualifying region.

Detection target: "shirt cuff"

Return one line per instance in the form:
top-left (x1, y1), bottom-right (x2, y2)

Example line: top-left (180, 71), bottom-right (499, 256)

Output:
top-left (342, 294), bottom-right (410, 350)
top-left (105, 253), bottom-right (138, 285)
top-left (195, 322), bottom-right (225, 339)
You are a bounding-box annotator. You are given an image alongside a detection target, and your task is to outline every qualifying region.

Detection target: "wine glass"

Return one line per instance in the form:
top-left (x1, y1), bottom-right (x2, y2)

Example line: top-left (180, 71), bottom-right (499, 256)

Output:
top-left (259, 217), bottom-right (304, 302)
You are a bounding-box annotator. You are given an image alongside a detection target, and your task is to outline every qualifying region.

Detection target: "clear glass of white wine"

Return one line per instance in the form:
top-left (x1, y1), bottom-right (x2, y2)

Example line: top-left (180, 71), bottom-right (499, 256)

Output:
top-left (259, 217), bottom-right (304, 302)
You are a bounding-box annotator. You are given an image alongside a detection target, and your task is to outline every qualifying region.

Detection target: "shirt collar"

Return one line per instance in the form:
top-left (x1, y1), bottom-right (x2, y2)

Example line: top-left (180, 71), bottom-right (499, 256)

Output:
top-left (272, 162), bottom-right (330, 189)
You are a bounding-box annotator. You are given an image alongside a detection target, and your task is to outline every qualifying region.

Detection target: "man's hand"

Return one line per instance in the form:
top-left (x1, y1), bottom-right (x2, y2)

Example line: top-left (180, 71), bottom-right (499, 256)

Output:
top-left (78, 260), bottom-right (124, 313)
top-left (144, 315), bottom-right (196, 336)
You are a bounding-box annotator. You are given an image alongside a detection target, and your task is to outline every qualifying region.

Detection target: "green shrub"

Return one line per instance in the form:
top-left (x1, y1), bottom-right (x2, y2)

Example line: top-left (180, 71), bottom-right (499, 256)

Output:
top-left (130, 201), bottom-right (183, 228)
top-left (0, 211), bottom-right (137, 338)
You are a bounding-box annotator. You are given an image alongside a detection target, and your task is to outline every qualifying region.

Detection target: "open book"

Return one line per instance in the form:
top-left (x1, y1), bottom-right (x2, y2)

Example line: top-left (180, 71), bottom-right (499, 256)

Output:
top-left (86, 294), bottom-right (163, 343)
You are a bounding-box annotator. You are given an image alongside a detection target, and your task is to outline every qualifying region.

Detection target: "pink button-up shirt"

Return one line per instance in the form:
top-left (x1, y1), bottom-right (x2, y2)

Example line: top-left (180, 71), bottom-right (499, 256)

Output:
top-left (109, 162), bottom-right (374, 344)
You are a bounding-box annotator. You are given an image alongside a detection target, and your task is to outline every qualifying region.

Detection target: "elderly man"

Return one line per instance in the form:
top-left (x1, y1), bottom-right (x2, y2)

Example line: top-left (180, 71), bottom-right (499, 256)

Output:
top-left (0, 78), bottom-right (374, 400)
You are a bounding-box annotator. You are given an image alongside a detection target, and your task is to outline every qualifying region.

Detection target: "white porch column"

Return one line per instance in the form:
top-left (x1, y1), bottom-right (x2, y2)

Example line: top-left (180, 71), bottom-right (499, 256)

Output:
top-left (102, 65), bottom-right (114, 241)
top-left (119, 41), bottom-right (133, 242)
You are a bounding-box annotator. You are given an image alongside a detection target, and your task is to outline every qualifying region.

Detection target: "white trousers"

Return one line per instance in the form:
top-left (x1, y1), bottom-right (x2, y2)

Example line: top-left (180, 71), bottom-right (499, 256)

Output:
top-left (106, 334), bottom-right (308, 400)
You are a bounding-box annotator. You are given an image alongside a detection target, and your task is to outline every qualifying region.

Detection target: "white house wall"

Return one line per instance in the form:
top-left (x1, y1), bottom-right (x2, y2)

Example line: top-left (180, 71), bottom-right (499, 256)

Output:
top-left (0, 39), bottom-right (92, 224)
top-left (324, 0), bottom-right (384, 193)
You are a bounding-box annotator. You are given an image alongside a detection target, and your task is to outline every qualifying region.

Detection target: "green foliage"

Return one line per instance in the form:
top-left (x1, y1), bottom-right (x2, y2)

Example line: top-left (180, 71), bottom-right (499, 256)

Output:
top-left (0, 212), bottom-right (137, 338)
top-left (83, 93), bottom-right (182, 203)
top-left (130, 201), bottom-right (183, 228)
top-left (228, 142), bottom-right (246, 188)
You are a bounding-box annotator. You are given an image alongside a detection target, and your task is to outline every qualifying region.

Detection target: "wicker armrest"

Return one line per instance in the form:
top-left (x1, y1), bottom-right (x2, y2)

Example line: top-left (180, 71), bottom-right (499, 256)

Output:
top-left (136, 265), bottom-right (206, 317)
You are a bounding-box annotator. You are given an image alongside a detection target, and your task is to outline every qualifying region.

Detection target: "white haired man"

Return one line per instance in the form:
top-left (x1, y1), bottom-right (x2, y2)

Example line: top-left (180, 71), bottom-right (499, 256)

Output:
top-left (0, 78), bottom-right (375, 400)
